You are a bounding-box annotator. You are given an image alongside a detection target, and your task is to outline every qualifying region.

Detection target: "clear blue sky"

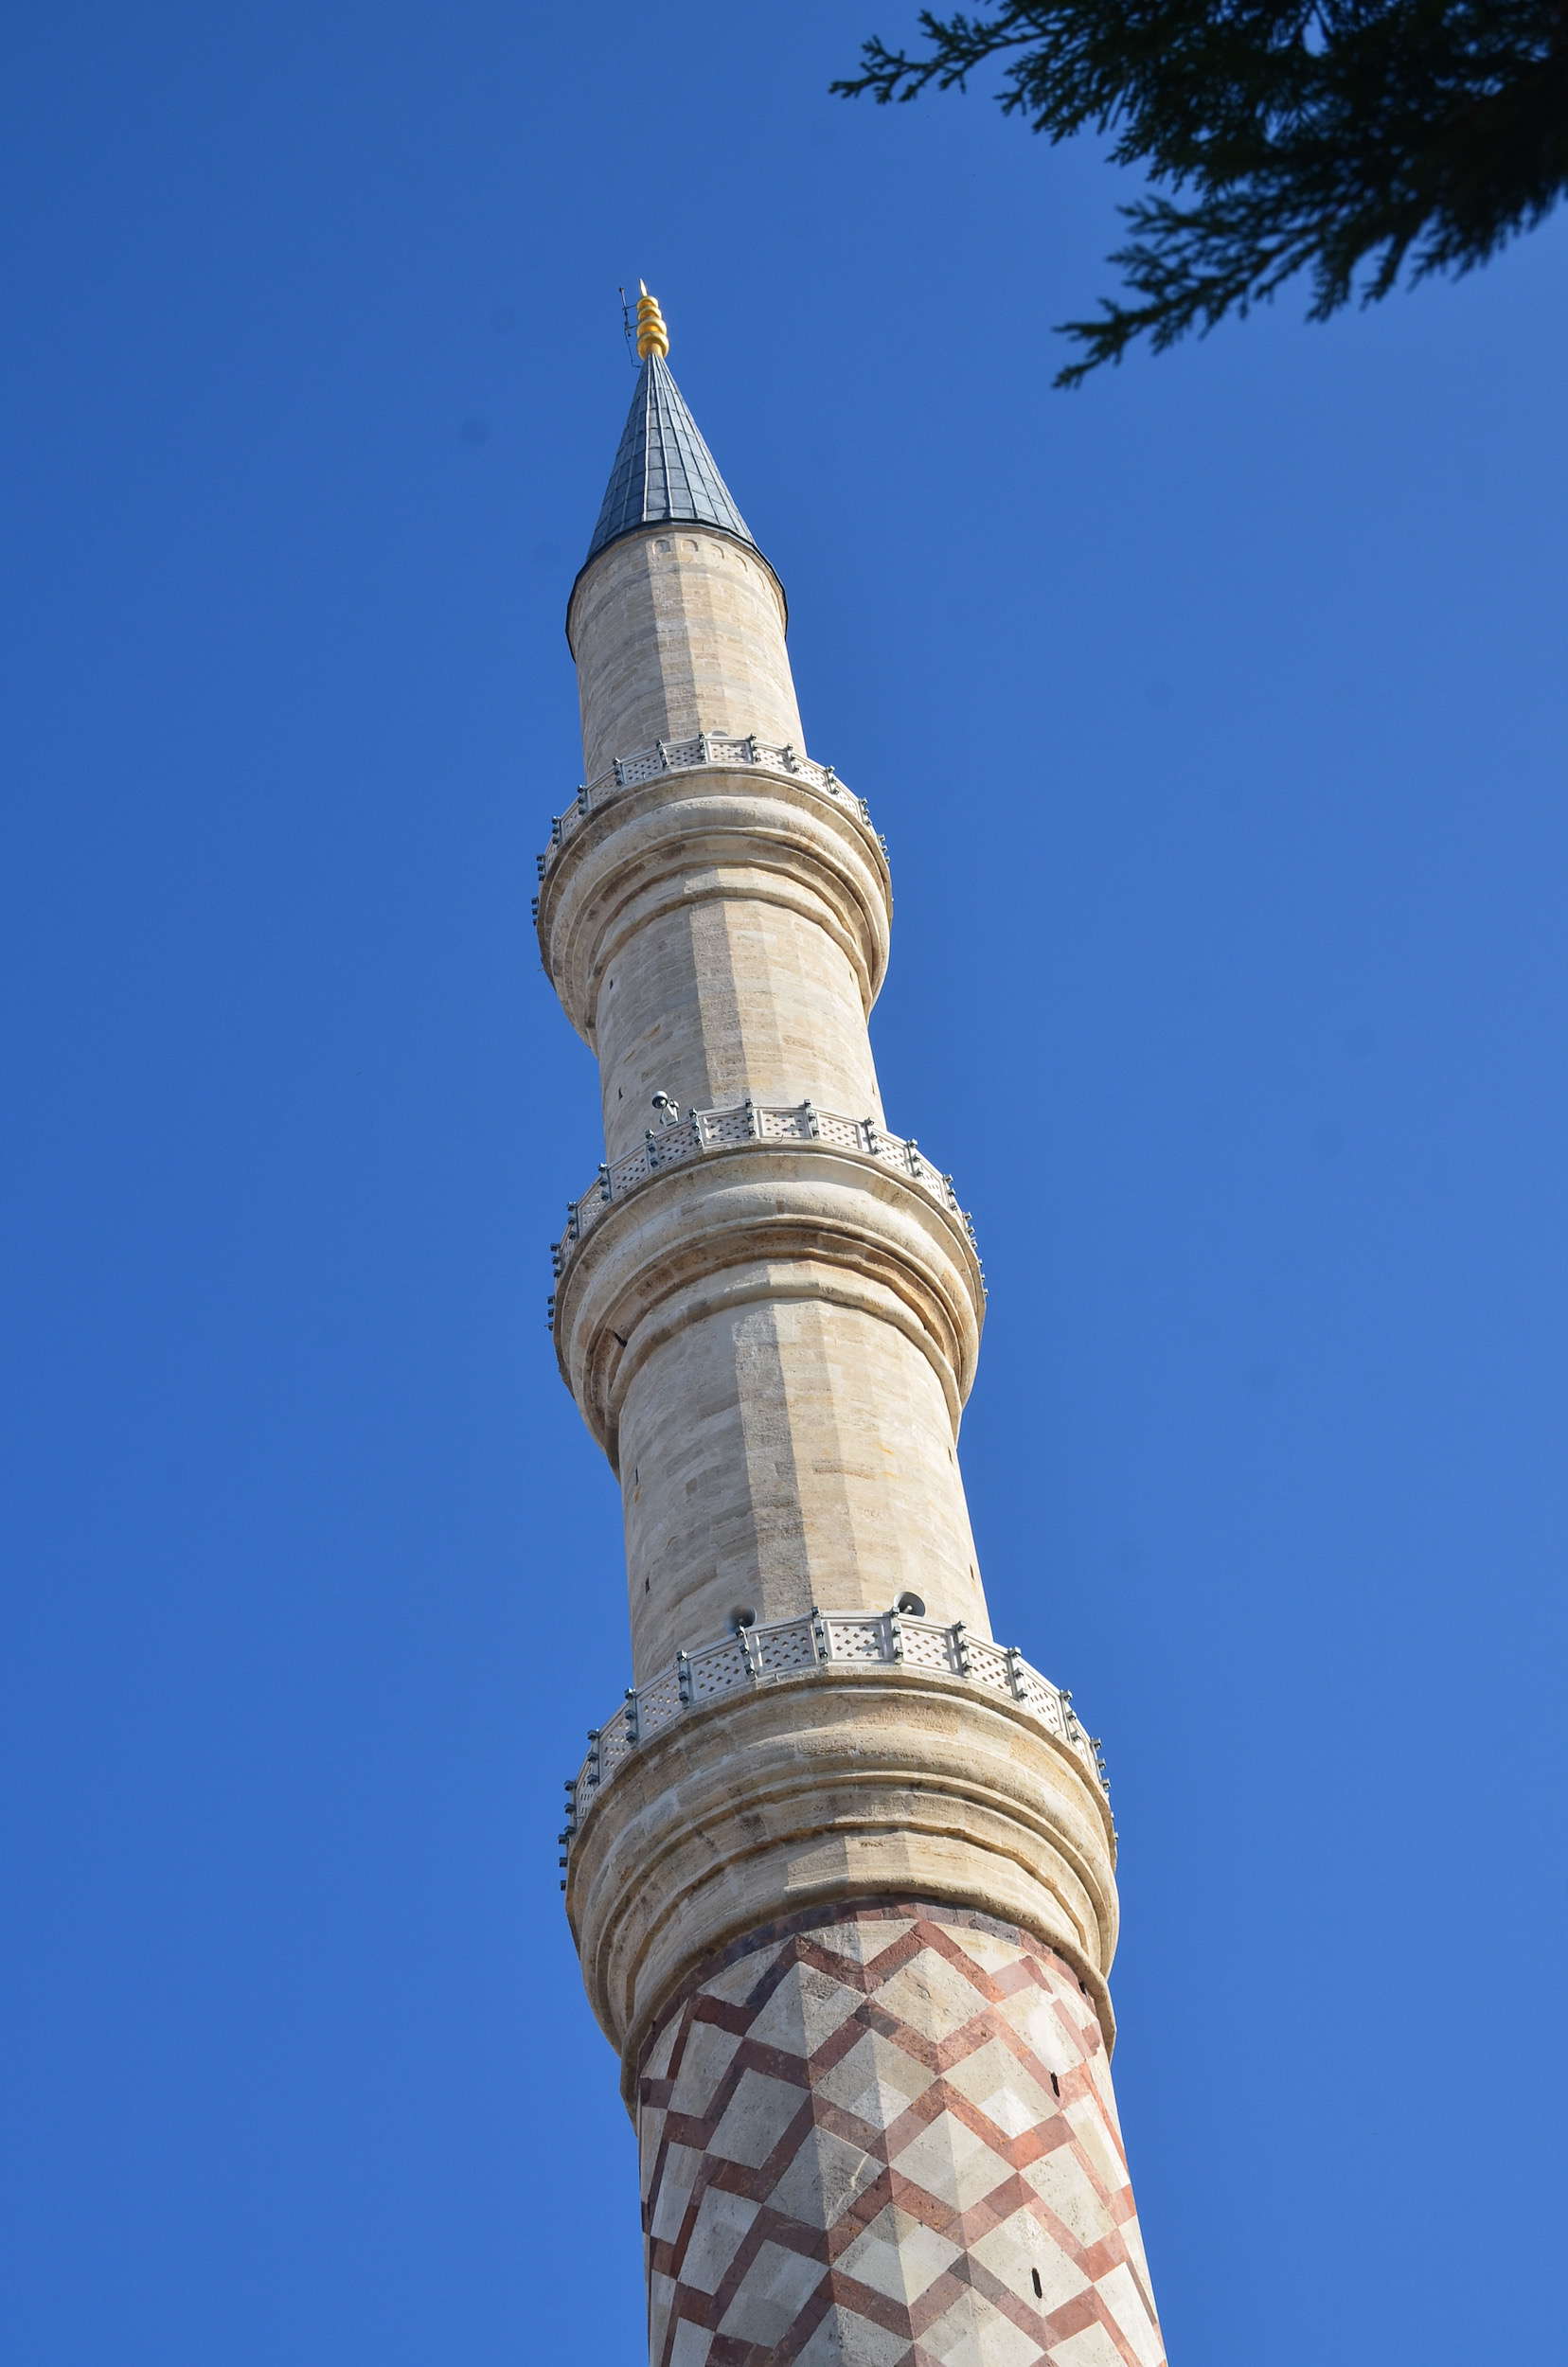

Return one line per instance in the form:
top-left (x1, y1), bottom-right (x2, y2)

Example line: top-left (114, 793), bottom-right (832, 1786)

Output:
top-left (3, 4), bottom-right (1564, 2359)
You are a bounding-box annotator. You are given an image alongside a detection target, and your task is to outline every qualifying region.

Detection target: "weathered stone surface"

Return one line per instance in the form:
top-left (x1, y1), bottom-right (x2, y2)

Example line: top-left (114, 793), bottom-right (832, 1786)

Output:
top-left (564, 1670), bottom-right (1116, 2078)
top-left (536, 764), bottom-right (893, 1145)
top-left (568, 528), bottom-right (801, 779)
top-left (555, 1147), bottom-right (983, 1402)
top-left (616, 1290), bottom-right (987, 1676)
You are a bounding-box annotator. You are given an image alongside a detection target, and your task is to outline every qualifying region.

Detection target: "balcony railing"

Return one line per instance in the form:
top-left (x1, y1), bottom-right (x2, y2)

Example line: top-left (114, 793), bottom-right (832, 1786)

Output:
top-left (533, 731), bottom-right (882, 892)
top-left (548, 1099), bottom-right (980, 1285)
top-left (556, 1610), bottom-right (1110, 1866)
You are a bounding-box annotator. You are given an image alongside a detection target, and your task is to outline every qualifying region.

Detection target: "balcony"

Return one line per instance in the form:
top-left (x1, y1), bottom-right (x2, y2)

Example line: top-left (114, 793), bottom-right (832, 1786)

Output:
top-left (558, 1609), bottom-right (1110, 1866)
top-left (549, 1099), bottom-right (979, 1288)
top-left (533, 731), bottom-right (882, 896)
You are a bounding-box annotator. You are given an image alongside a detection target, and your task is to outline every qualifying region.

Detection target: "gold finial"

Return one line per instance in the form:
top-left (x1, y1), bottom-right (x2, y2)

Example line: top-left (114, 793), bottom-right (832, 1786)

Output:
top-left (634, 280), bottom-right (669, 360)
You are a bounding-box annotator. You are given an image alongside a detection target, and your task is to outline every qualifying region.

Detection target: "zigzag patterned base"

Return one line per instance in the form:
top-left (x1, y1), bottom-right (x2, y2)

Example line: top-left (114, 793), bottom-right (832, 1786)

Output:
top-left (637, 1901), bottom-right (1164, 2367)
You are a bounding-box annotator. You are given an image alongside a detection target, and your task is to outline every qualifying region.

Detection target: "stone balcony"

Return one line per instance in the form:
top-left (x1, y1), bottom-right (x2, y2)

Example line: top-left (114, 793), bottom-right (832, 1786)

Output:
top-left (558, 1608), bottom-right (1111, 1870)
top-left (548, 1097), bottom-right (980, 1302)
top-left (532, 730), bottom-right (881, 902)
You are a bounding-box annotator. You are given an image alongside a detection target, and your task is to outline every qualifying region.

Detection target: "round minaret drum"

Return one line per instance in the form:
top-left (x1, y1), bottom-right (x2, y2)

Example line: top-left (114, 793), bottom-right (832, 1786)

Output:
top-left (541, 290), bottom-right (1167, 2367)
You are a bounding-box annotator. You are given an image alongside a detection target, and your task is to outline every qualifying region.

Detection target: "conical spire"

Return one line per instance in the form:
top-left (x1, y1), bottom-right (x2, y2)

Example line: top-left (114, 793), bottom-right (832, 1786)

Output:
top-left (582, 339), bottom-right (760, 570)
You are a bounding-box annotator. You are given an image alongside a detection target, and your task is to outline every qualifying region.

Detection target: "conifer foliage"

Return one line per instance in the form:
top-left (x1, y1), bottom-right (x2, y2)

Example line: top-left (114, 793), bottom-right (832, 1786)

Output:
top-left (833, 4), bottom-right (1568, 383)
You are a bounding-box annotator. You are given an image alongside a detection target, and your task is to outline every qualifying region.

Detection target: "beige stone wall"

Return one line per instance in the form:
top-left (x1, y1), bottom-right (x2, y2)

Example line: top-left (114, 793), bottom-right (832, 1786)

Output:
top-left (565, 1670), bottom-right (1118, 2076)
top-left (536, 767), bottom-right (894, 1126)
top-left (618, 1293), bottom-right (988, 1679)
top-left (568, 529), bottom-right (802, 780)
top-left (595, 890), bottom-right (884, 1166)
top-left (553, 518), bottom-right (1126, 2118)
top-left (553, 1154), bottom-right (986, 1474)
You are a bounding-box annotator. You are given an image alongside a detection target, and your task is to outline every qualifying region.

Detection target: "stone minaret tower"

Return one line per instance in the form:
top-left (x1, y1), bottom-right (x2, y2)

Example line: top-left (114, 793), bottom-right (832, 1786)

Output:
top-left (541, 289), bottom-right (1166, 2366)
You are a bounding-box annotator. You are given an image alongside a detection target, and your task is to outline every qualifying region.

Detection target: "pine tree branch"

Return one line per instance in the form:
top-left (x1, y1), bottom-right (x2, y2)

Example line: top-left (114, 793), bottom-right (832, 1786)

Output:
top-left (835, 2), bottom-right (1568, 381)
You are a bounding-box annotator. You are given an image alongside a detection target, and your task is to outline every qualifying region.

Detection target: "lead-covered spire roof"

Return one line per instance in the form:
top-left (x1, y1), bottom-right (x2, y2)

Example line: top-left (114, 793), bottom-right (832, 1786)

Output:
top-left (581, 288), bottom-right (762, 570)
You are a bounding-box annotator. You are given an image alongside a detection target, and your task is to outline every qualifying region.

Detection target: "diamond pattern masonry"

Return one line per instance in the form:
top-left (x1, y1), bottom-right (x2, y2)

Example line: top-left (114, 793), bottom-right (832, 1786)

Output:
top-left (637, 1903), bottom-right (1165, 2367)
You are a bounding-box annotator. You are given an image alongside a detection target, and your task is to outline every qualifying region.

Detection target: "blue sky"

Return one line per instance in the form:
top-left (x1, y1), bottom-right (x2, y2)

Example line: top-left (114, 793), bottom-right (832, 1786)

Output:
top-left (3, 4), bottom-right (1565, 2359)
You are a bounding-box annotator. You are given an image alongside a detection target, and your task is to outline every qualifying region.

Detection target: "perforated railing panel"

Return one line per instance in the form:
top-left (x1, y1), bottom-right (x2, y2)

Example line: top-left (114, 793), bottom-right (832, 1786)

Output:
top-left (899, 1623), bottom-right (956, 1672)
top-left (756, 1625), bottom-right (818, 1675)
top-left (561, 1611), bottom-right (1109, 1854)
top-left (535, 732), bottom-right (879, 885)
top-left (551, 1101), bottom-right (980, 1279)
top-left (705, 1107), bottom-right (755, 1147)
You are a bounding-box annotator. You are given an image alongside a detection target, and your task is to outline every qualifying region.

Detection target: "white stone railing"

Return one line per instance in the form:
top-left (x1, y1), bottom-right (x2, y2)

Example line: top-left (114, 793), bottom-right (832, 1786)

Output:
top-left (533, 732), bottom-right (882, 885)
top-left (558, 1610), bottom-right (1110, 1861)
top-left (548, 1099), bottom-right (979, 1282)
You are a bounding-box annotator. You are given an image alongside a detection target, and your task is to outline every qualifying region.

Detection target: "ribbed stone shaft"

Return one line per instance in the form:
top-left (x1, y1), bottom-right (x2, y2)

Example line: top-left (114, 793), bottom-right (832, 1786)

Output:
top-left (552, 522), bottom-right (984, 1670)
top-left (543, 347), bottom-right (1166, 2365)
top-left (570, 525), bottom-right (803, 781)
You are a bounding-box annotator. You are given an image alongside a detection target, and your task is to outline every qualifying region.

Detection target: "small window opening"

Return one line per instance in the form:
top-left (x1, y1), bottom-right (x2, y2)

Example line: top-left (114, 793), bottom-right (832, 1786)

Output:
top-left (1049, 2073), bottom-right (1060, 2098)
top-left (1031, 2269), bottom-right (1043, 2300)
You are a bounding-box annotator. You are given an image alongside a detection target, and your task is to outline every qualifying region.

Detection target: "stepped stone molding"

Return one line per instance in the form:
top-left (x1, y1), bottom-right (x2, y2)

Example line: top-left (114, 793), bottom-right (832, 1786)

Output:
top-left (534, 758), bottom-right (894, 1056)
top-left (564, 1609), bottom-right (1109, 1844)
top-left (552, 1099), bottom-right (979, 1275)
top-left (536, 732), bottom-right (877, 876)
top-left (563, 1665), bottom-right (1119, 2083)
top-left (636, 1901), bottom-right (1165, 2367)
top-left (550, 1141), bottom-right (988, 1458)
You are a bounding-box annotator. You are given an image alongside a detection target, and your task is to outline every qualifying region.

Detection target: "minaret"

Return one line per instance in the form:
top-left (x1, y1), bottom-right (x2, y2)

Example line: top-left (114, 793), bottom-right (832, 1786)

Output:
top-left (542, 288), bottom-right (1166, 2367)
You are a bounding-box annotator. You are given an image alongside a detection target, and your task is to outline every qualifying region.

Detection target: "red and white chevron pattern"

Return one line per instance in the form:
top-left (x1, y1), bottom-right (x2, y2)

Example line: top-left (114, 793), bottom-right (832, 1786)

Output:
top-left (636, 1901), bottom-right (1164, 2366)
